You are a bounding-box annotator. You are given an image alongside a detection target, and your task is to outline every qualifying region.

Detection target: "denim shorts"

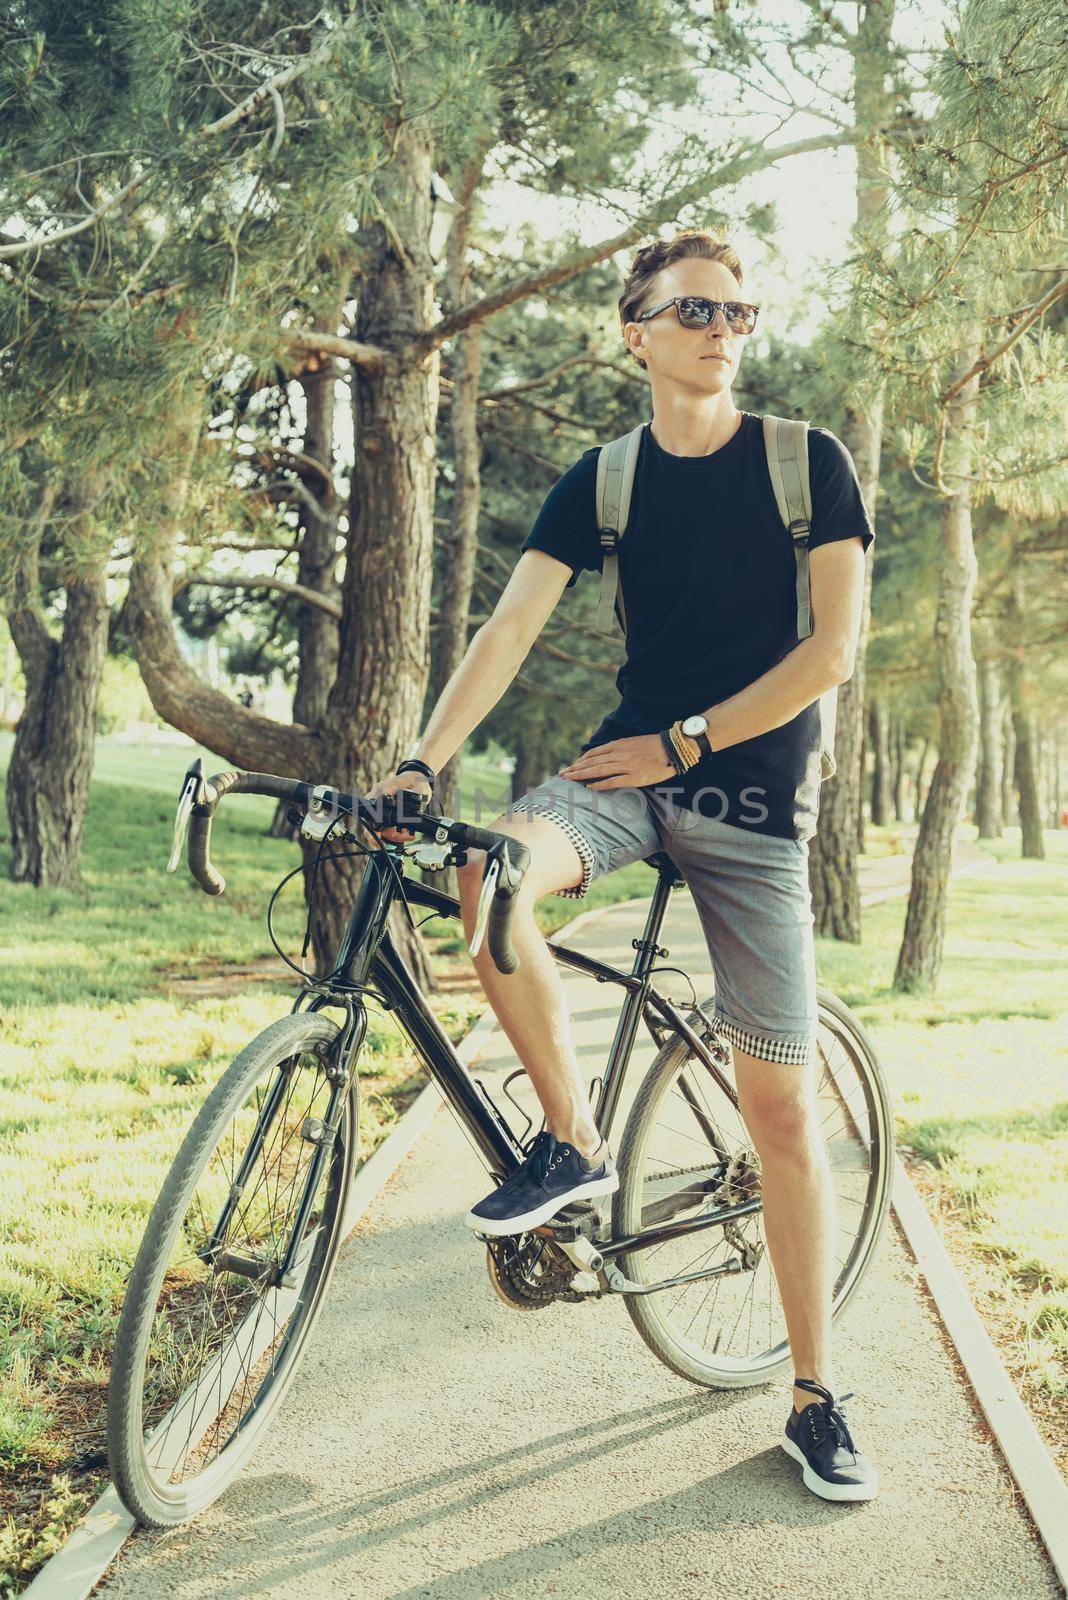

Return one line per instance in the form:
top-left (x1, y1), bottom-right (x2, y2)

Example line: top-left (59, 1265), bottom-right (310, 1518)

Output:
top-left (509, 774), bottom-right (816, 1067)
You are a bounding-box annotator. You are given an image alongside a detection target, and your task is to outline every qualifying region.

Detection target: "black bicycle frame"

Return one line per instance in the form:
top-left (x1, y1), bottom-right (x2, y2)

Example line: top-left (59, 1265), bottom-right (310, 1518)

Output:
top-left (302, 847), bottom-right (743, 1245)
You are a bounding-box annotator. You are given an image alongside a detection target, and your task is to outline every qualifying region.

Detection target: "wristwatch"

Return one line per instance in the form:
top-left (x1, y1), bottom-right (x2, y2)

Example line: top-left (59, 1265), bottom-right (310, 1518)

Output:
top-left (679, 714), bottom-right (713, 761)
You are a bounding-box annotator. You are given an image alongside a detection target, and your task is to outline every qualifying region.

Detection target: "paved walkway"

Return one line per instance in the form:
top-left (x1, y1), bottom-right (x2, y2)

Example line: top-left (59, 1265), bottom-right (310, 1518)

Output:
top-left (856, 833), bottom-right (995, 905)
top-left (96, 860), bottom-right (1058, 1600)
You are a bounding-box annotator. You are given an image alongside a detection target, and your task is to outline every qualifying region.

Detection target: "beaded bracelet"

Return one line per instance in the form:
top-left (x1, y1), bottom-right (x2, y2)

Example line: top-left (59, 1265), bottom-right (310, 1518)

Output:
top-left (668, 722), bottom-right (700, 772)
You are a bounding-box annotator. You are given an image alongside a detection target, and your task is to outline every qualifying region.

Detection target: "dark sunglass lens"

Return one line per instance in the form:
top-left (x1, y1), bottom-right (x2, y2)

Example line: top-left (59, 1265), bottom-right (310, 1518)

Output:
top-left (678, 297), bottom-right (713, 327)
top-left (725, 303), bottom-right (756, 333)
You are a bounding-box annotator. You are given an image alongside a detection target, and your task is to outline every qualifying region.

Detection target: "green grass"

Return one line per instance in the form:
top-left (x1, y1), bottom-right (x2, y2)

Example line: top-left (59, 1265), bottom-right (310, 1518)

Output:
top-left (816, 830), bottom-right (1068, 1429)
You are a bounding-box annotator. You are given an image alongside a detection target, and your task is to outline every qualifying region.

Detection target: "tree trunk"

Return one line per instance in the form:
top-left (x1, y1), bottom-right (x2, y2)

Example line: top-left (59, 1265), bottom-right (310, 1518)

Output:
top-left (270, 311), bottom-right (345, 838)
top-left (1008, 662), bottom-right (1044, 860)
top-left (5, 489), bottom-right (110, 888)
top-left (808, 0), bottom-right (894, 939)
top-left (891, 719), bottom-right (906, 822)
top-left (128, 125), bottom-right (441, 991)
top-left (869, 696), bottom-right (892, 826)
top-left (912, 738), bottom-right (928, 819)
top-left (974, 652), bottom-right (1003, 839)
top-left (857, 707), bottom-right (869, 854)
top-left (422, 147), bottom-right (490, 899)
top-left (894, 358), bottom-right (981, 993)
top-left (511, 734), bottom-right (546, 806)
top-left (1000, 703), bottom-right (1016, 828)
top-left (1051, 728), bottom-right (1061, 828)
top-left (314, 119), bottom-right (441, 987)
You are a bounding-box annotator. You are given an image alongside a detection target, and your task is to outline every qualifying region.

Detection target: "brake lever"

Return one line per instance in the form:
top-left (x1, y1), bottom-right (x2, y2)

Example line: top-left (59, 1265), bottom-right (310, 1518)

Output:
top-left (467, 854), bottom-right (501, 958)
top-left (167, 770), bottom-right (199, 873)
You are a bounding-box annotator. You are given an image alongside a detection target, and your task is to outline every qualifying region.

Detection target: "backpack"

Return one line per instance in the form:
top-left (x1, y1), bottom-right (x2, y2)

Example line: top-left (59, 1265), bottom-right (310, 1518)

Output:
top-left (592, 414), bottom-right (838, 783)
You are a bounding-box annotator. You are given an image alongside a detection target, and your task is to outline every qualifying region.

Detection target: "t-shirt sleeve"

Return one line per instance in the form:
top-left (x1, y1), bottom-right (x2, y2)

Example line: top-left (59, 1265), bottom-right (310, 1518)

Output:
top-left (519, 447), bottom-right (602, 587)
top-left (806, 427), bottom-right (874, 552)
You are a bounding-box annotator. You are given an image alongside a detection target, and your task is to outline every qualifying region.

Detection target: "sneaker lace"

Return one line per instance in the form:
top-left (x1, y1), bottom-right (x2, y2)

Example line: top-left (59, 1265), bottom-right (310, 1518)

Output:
top-left (522, 1129), bottom-right (561, 1184)
top-left (798, 1382), bottom-right (857, 1454)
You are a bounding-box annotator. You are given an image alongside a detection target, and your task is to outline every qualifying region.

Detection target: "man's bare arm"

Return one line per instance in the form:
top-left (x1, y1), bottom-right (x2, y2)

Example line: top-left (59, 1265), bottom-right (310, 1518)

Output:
top-left (699, 537), bottom-right (867, 751)
top-left (407, 550), bottom-right (571, 772)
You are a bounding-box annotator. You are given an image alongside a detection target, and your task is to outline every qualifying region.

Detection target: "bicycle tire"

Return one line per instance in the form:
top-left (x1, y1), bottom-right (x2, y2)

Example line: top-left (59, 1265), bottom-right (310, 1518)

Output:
top-left (613, 986), bottom-right (894, 1389)
top-left (107, 1011), bottom-right (358, 1526)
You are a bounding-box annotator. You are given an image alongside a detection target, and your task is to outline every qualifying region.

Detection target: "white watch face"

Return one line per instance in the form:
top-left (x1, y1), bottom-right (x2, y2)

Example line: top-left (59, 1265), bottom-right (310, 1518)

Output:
top-left (681, 715), bottom-right (706, 737)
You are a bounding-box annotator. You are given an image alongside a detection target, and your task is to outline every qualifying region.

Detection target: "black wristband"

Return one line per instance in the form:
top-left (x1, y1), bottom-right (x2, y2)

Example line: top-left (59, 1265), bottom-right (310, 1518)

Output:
top-left (395, 757), bottom-right (436, 788)
top-left (659, 729), bottom-right (685, 777)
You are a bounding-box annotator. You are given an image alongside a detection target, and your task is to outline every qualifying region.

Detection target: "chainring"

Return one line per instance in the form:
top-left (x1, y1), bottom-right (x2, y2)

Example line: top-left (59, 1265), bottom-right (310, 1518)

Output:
top-left (484, 1233), bottom-right (582, 1311)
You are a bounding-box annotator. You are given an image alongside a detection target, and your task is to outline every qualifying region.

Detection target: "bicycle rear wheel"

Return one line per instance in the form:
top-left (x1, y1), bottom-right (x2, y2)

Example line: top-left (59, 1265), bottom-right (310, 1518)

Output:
top-left (107, 1011), bottom-right (358, 1526)
top-left (613, 987), bottom-right (893, 1388)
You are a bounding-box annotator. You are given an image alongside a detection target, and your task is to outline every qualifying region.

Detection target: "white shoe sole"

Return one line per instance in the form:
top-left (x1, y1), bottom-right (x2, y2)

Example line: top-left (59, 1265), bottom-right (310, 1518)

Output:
top-left (464, 1170), bottom-right (619, 1237)
top-left (781, 1435), bottom-right (879, 1502)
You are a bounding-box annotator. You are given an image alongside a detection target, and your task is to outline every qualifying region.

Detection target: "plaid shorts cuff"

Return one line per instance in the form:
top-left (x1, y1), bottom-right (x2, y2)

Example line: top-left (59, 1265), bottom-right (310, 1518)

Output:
top-left (509, 801), bottom-right (597, 899)
top-left (712, 1010), bottom-right (813, 1066)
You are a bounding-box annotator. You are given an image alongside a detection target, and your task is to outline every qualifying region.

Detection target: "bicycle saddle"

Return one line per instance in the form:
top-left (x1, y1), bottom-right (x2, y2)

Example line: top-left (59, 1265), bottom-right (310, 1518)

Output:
top-left (642, 851), bottom-right (685, 886)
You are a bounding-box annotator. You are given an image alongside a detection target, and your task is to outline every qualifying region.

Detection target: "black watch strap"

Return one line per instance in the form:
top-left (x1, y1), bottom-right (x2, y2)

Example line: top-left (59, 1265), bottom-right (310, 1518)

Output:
top-left (396, 757), bottom-right (436, 788)
top-left (692, 729), bottom-right (713, 761)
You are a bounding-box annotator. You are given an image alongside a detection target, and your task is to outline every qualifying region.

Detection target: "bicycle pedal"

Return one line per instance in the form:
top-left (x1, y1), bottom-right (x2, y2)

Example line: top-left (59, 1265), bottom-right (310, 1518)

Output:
top-left (539, 1201), bottom-right (602, 1243)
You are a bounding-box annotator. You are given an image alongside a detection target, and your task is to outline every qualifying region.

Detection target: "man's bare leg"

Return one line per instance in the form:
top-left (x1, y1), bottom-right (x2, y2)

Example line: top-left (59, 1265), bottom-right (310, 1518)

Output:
top-left (455, 811), bottom-right (602, 1158)
top-left (733, 1046), bottom-right (836, 1416)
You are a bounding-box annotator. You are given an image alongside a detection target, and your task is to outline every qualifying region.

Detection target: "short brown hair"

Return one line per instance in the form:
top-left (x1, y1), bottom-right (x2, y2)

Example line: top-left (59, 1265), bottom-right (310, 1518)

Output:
top-left (619, 231), bottom-right (744, 370)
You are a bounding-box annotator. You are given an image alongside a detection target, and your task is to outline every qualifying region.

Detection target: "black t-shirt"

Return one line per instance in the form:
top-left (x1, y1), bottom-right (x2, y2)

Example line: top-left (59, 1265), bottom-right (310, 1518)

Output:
top-left (520, 412), bottom-right (874, 841)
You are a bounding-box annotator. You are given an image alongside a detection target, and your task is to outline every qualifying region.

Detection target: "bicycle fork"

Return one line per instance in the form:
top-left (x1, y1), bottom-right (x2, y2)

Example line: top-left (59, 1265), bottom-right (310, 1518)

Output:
top-left (199, 1010), bottom-right (366, 1291)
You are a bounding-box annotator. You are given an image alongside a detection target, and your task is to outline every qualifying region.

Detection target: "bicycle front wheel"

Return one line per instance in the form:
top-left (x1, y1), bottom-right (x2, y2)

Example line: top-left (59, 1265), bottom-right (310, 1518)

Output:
top-left (107, 1011), bottom-right (358, 1527)
top-left (613, 987), bottom-right (894, 1388)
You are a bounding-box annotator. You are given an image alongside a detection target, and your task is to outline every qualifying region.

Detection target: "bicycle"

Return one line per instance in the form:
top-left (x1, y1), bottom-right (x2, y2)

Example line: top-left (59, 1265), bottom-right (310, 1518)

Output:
top-left (106, 759), bottom-right (894, 1527)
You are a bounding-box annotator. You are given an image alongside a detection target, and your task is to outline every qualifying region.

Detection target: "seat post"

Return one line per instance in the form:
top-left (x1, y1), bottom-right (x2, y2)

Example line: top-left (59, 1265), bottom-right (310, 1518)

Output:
top-left (595, 858), bottom-right (681, 1142)
top-left (630, 855), bottom-right (681, 975)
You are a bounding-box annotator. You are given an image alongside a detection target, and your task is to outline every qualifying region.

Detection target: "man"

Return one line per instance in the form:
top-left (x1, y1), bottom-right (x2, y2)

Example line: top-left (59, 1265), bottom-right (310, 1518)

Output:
top-left (370, 230), bottom-right (876, 1501)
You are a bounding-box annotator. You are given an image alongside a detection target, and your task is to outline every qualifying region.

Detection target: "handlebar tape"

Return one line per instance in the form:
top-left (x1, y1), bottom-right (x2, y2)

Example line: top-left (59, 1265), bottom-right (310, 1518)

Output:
top-left (484, 837), bottom-right (530, 976)
top-left (188, 811), bottom-right (226, 896)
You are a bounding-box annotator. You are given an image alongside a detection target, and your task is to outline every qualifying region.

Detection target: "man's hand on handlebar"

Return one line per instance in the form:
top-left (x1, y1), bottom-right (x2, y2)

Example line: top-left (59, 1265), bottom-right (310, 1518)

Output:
top-left (366, 770), bottom-right (434, 844)
top-left (168, 761), bottom-right (533, 975)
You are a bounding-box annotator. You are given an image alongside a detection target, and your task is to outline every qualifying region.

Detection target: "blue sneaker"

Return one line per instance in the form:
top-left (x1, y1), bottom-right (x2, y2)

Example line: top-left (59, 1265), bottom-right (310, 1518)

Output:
top-left (464, 1129), bottom-right (618, 1237)
top-left (781, 1378), bottom-right (879, 1502)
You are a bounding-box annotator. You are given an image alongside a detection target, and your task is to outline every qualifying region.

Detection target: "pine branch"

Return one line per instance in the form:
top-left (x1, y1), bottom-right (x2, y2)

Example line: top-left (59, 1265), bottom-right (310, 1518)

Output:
top-left (0, 173), bottom-right (157, 260)
top-left (282, 328), bottom-right (389, 373)
top-left (412, 131), bottom-right (864, 355)
top-left (940, 275), bottom-right (1068, 406)
top-left (178, 571), bottom-right (341, 617)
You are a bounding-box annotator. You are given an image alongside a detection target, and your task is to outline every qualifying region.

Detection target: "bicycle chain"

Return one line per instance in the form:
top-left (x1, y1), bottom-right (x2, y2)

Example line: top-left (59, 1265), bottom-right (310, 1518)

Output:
top-left (486, 1235), bottom-right (580, 1308)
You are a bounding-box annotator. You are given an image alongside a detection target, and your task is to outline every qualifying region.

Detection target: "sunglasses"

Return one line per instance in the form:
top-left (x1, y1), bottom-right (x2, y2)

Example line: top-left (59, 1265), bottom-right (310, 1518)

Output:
top-left (636, 295), bottom-right (760, 335)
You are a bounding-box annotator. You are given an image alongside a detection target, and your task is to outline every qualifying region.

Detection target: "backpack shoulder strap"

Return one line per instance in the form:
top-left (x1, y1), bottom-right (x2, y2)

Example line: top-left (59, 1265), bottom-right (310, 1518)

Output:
top-left (594, 423), bottom-right (645, 635)
top-left (762, 414), bottom-right (814, 640)
top-left (763, 413), bottom-right (840, 781)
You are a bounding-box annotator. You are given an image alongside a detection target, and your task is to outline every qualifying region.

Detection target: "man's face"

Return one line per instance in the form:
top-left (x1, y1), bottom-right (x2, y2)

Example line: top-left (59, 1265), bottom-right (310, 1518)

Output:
top-left (624, 259), bottom-right (754, 392)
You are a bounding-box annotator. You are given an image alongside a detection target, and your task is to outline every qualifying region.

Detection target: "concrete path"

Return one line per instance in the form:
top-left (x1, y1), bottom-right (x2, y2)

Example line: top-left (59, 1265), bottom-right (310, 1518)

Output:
top-left (857, 833), bottom-right (995, 906)
top-left (95, 875), bottom-right (1058, 1600)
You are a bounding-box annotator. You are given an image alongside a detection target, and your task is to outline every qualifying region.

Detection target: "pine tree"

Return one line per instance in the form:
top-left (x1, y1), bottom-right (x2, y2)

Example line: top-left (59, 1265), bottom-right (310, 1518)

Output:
top-left (1, 0), bottom-right (865, 957)
top-left (880, 0), bottom-right (1068, 990)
